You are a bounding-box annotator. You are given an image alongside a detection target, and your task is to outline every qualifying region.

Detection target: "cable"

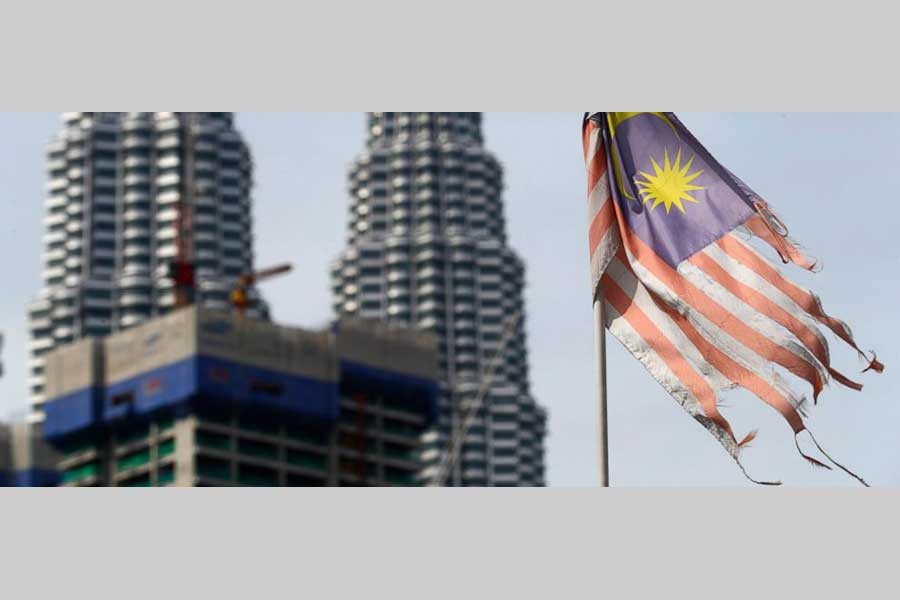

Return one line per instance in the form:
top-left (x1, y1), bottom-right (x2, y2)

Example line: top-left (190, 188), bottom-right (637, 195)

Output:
top-left (430, 311), bottom-right (522, 487)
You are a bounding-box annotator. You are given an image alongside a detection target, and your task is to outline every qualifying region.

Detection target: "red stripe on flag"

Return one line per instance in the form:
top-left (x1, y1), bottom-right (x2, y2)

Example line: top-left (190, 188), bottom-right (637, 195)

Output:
top-left (717, 235), bottom-right (859, 350)
top-left (690, 251), bottom-right (863, 392)
top-left (583, 122), bottom-right (608, 196)
top-left (588, 200), bottom-right (615, 257)
top-left (582, 121), bottom-right (596, 159)
top-left (745, 214), bottom-right (816, 271)
top-left (657, 299), bottom-right (806, 434)
top-left (602, 273), bottom-right (738, 443)
top-left (609, 205), bottom-right (826, 398)
top-left (586, 153), bottom-right (607, 197)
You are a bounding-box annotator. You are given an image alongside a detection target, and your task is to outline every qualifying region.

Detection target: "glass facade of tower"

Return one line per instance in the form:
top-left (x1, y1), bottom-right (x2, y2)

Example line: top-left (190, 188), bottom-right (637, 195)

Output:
top-left (331, 112), bottom-right (546, 486)
top-left (28, 112), bottom-right (266, 423)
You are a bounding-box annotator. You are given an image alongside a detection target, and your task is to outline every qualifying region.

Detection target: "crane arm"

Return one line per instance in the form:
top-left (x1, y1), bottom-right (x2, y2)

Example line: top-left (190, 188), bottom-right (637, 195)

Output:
top-left (230, 263), bottom-right (293, 314)
top-left (239, 263), bottom-right (293, 286)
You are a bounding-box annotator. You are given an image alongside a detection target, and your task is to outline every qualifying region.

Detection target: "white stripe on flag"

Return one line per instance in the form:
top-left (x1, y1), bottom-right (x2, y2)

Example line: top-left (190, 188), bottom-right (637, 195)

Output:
top-left (726, 233), bottom-right (856, 343)
top-left (677, 259), bottom-right (829, 386)
top-left (606, 256), bottom-right (734, 393)
top-left (590, 226), bottom-right (620, 295)
top-left (587, 167), bottom-right (610, 221)
top-left (701, 243), bottom-right (832, 365)
top-left (584, 127), bottom-right (601, 169)
top-left (618, 243), bottom-right (813, 411)
top-left (604, 290), bottom-right (740, 459)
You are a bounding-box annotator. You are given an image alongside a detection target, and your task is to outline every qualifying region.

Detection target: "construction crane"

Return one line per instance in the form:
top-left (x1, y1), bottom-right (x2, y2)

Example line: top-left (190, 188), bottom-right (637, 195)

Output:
top-left (171, 113), bottom-right (197, 310)
top-left (166, 114), bottom-right (292, 315)
top-left (229, 263), bottom-right (293, 315)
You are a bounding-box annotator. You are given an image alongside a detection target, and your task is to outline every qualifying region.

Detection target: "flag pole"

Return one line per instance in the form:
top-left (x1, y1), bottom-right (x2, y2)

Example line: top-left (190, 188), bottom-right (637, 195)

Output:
top-left (594, 296), bottom-right (610, 487)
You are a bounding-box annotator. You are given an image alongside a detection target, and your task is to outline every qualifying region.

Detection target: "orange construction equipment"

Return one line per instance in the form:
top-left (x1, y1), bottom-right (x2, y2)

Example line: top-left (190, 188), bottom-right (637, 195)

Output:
top-left (229, 263), bottom-right (293, 314)
top-left (172, 114), bottom-right (197, 310)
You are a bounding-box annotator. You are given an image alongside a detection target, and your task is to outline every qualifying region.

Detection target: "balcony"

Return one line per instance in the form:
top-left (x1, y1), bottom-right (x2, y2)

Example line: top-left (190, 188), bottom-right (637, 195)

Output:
top-left (156, 245), bottom-right (177, 259)
top-left (66, 145), bottom-right (86, 161)
top-left (386, 270), bottom-right (410, 283)
top-left (123, 155), bottom-right (150, 169)
top-left (417, 299), bottom-right (444, 313)
top-left (123, 190), bottom-right (151, 205)
top-left (118, 272), bottom-right (152, 287)
top-left (119, 292), bottom-right (151, 307)
top-left (123, 245), bottom-right (150, 259)
top-left (45, 194), bottom-right (67, 210)
top-left (417, 283), bottom-right (444, 296)
top-left (156, 172), bottom-right (180, 187)
top-left (29, 337), bottom-right (54, 352)
top-left (123, 208), bottom-right (150, 222)
top-left (416, 316), bottom-right (443, 329)
top-left (53, 325), bottom-right (75, 343)
top-left (29, 317), bottom-right (52, 331)
top-left (119, 313), bottom-right (146, 329)
top-left (43, 212), bottom-right (67, 228)
top-left (122, 133), bottom-right (151, 149)
top-left (156, 225), bottom-right (176, 241)
top-left (48, 177), bottom-right (67, 192)
top-left (42, 266), bottom-right (66, 281)
top-left (123, 173), bottom-right (150, 187)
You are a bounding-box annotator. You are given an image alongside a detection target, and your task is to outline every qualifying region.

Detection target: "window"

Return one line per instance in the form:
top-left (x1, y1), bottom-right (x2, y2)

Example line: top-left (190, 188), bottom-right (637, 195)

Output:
top-left (285, 425), bottom-right (328, 446)
top-left (196, 455), bottom-right (231, 482)
top-left (120, 473), bottom-right (151, 487)
top-left (238, 416), bottom-right (279, 435)
top-left (62, 461), bottom-right (99, 485)
top-left (286, 449), bottom-right (327, 471)
top-left (237, 464), bottom-right (278, 487)
top-left (238, 438), bottom-right (278, 461)
top-left (110, 391), bottom-right (135, 408)
top-left (158, 465), bottom-right (175, 486)
top-left (116, 423), bottom-right (149, 444)
top-left (384, 467), bottom-right (416, 486)
top-left (286, 473), bottom-right (326, 487)
top-left (196, 429), bottom-right (231, 451)
top-left (158, 438), bottom-right (175, 459)
top-left (117, 448), bottom-right (151, 472)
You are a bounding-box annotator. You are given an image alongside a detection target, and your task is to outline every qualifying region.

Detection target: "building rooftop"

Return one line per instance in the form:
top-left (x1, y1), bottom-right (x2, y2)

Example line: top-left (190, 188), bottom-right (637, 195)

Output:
top-left (42, 307), bottom-right (439, 443)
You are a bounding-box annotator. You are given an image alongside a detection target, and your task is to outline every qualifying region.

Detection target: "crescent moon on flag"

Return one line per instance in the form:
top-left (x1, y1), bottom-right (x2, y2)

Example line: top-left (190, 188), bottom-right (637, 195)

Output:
top-left (607, 112), bottom-right (679, 138)
top-left (606, 112), bottom-right (680, 203)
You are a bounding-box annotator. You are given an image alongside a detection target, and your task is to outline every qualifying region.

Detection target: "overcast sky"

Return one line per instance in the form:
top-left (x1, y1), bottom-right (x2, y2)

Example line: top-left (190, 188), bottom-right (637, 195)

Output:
top-left (0, 112), bottom-right (897, 486)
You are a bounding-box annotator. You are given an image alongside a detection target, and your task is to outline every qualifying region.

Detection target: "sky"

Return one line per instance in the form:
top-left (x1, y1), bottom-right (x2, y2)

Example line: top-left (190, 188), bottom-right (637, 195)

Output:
top-left (0, 112), bottom-right (897, 487)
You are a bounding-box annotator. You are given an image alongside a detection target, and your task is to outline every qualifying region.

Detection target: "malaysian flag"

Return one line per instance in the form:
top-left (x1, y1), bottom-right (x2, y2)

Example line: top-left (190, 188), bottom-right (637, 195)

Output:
top-left (583, 112), bottom-right (883, 485)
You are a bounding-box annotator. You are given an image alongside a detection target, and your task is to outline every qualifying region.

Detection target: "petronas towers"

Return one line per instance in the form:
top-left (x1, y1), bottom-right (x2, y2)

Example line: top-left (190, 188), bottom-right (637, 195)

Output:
top-left (29, 111), bottom-right (547, 485)
top-left (332, 113), bottom-right (546, 486)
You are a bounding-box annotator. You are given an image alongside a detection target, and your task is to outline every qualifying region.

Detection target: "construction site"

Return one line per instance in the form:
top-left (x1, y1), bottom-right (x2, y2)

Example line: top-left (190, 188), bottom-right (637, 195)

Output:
top-left (3, 112), bottom-right (545, 487)
top-left (41, 306), bottom-right (439, 486)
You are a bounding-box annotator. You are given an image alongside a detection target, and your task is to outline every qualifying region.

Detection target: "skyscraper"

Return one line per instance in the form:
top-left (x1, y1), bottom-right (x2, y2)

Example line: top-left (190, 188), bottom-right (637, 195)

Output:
top-left (331, 112), bottom-right (546, 486)
top-left (28, 112), bottom-right (266, 423)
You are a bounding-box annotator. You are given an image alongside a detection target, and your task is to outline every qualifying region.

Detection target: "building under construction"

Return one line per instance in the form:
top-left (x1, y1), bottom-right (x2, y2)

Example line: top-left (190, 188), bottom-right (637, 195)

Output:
top-left (41, 307), bottom-right (439, 486)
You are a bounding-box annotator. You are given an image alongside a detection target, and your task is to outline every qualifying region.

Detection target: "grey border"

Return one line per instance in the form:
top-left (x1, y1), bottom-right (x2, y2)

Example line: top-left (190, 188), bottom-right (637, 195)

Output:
top-left (0, 2), bottom-right (897, 109)
top-left (2, 3), bottom-right (897, 596)
top-left (1, 488), bottom-right (897, 597)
